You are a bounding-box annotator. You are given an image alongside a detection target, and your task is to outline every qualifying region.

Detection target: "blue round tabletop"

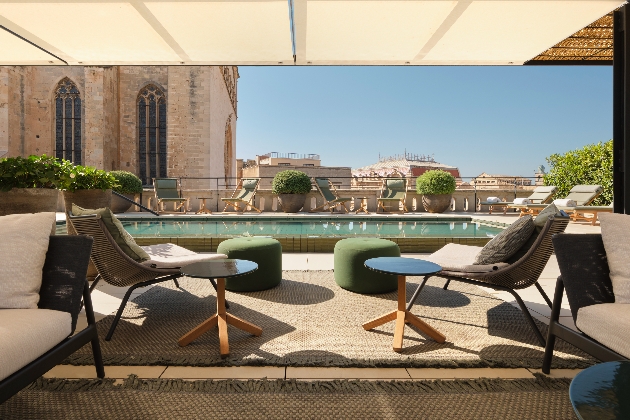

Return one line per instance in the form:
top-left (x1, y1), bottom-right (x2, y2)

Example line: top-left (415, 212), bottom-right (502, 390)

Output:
top-left (181, 259), bottom-right (257, 279)
top-left (364, 257), bottom-right (442, 276)
top-left (570, 360), bottom-right (630, 420)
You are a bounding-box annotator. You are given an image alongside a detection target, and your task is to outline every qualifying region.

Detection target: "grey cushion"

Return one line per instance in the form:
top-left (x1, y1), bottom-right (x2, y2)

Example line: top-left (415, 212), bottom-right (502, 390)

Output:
top-left (599, 213), bottom-right (630, 303)
top-left (534, 203), bottom-right (561, 228)
top-left (424, 243), bottom-right (509, 273)
top-left (576, 303), bottom-right (630, 358)
top-left (474, 215), bottom-right (535, 265)
top-left (504, 204), bottom-right (562, 265)
top-left (0, 308), bottom-right (72, 380)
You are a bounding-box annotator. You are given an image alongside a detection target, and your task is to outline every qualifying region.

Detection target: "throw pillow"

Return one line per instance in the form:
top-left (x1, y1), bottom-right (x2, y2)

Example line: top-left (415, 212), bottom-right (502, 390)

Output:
top-left (474, 215), bottom-right (535, 265)
top-left (533, 203), bottom-right (562, 228)
top-left (0, 212), bottom-right (55, 308)
top-left (71, 204), bottom-right (150, 262)
top-left (505, 204), bottom-right (562, 264)
top-left (599, 213), bottom-right (630, 303)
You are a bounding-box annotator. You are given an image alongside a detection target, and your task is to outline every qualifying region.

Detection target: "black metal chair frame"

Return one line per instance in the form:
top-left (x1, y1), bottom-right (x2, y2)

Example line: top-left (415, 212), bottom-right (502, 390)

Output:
top-left (0, 236), bottom-right (105, 404)
top-left (542, 233), bottom-right (628, 373)
top-left (407, 215), bottom-right (569, 347)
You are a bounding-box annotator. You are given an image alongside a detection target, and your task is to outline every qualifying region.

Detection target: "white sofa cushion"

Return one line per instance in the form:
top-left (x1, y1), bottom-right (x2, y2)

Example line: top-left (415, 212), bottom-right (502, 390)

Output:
top-left (424, 243), bottom-right (509, 273)
top-left (0, 308), bottom-right (72, 381)
top-left (141, 243), bottom-right (227, 269)
top-left (599, 213), bottom-right (630, 303)
top-left (0, 212), bottom-right (55, 308)
top-left (576, 303), bottom-right (630, 359)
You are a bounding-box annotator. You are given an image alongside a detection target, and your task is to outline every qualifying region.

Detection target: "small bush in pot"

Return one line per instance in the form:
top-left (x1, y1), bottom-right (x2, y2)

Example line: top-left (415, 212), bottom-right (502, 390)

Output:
top-left (272, 170), bottom-right (312, 213)
top-left (0, 155), bottom-right (73, 215)
top-left (416, 170), bottom-right (456, 213)
top-left (110, 171), bottom-right (143, 213)
top-left (62, 165), bottom-right (119, 211)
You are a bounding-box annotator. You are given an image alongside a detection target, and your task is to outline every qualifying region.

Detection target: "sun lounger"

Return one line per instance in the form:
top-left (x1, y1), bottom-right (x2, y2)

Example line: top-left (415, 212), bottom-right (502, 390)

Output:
top-left (221, 178), bottom-right (262, 213)
top-left (310, 178), bottom-right (352, 213)
top-left (520, 185), bottom-right (603, 216)
top-left (150, 178), bottom-right (189, 214)
top-left (377, 178), bottom-right (408, 213)
top-left (570, 202), bottom-right (613, 225)
top-left (482, 186), bottom-right (557, 215)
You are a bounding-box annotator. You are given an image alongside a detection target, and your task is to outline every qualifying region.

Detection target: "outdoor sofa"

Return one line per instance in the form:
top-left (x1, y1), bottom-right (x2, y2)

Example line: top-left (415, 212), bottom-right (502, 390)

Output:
top-left (0, 214), bottom-right (104, 404)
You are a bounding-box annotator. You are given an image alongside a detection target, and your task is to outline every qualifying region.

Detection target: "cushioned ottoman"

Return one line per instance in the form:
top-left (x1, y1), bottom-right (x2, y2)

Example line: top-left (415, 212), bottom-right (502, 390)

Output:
top-left (216, 237), bottom-right (282, 292)
top-left (334, 238), bottom-right (400, 294)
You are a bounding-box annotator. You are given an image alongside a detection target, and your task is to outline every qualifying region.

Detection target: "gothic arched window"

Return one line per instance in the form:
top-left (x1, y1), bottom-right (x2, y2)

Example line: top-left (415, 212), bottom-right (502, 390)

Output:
top-left (54, 78), bottom-right (81, 164)
top-left (138, 85), bottom-right (166, 185)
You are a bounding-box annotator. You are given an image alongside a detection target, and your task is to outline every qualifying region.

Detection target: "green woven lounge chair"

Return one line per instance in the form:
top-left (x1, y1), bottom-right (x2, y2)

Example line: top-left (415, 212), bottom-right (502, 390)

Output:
top-left (521, 185), bottom-right (603, 216)
top-left (310, 178), bottom-right (352, 213)
top-left (222, 178), bottom-right (262, 213)
top-left (151, 178), bottom-right (189, 214)
top-left (484, 185), bottom-right (557, 215)
top-left (377, 178), bottom-right (408, 213)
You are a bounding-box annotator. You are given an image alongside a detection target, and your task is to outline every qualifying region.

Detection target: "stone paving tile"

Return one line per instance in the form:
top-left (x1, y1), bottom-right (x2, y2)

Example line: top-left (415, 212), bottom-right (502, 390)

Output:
top-left (44, 365), bottom-right (167, 379)
top-left (406, 368), bottom-right (534, 380)
top-left (161, 366), bottom-right (285, 380)
top-left (286, 367), bottom-right (411, 381)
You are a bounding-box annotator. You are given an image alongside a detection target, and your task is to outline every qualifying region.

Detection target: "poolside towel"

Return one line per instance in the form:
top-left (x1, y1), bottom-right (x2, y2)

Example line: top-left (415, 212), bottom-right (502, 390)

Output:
top-left (485, 197), bottom-right (501, 203)
top-left (513, 198), bottom-right (531, 205)
top-left (553, 199), bottom-right (577, 207)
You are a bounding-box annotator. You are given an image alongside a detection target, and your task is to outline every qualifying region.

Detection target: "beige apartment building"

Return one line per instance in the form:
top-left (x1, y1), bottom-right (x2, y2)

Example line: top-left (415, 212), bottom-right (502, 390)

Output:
top-left (471, 172), bottom-right (533, 189)
top-left (0, 66), bottom-right (238, 187)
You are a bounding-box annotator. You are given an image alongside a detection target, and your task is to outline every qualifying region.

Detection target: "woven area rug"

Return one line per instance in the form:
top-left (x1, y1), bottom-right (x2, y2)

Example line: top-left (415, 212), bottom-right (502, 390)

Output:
top-left (2, 375), bottom-right (577, 420)
top-left (67, 271), bottom-right (591, 368)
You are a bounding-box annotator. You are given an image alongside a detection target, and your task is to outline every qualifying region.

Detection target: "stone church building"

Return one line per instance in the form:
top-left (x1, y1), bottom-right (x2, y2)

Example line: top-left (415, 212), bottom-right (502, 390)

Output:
top-left (0, 66), bottom-right (238, 187)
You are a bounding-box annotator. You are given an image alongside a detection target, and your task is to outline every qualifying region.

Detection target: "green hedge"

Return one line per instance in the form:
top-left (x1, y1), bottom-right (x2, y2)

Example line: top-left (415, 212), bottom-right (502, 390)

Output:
top-left (0, 155), bottom-right (74, 192)
top-left (110, 170), bottom-right (143, 194)
top-left (416, 170), bottom-right (456, 195)
top-left (63, 165), bottom-right (118, 192)
top-left (271, 170), bottom-right (312, 194)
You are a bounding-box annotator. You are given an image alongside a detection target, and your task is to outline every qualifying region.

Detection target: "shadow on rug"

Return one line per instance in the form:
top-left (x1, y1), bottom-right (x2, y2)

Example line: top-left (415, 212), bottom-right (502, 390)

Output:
top-left (66, 271), bottom-right (592, 369)
top-left (2, 375), bottom-right (577, 420)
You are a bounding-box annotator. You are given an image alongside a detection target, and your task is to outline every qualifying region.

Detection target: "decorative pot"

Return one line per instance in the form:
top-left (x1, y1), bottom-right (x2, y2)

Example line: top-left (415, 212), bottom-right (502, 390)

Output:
top-left (0, 188), bottom-right (59, 216)
top-left (421, 194), bottom-right (452, 213)
top-left (63, 189), bottom-right (112, 213)
top-left (278, 194), bottom-right (307, 213)
top-left (110, 193), bottom-right (136, 213)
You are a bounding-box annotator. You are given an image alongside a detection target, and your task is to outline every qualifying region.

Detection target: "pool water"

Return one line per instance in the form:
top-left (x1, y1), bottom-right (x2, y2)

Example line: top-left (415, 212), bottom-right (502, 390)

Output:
top-left (116, 220), bottom-right (502, 238)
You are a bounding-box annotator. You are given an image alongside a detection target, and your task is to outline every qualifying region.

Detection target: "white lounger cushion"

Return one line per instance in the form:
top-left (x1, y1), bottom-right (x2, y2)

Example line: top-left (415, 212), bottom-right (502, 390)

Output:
top-left (423, 243), bottom-right (509, 273)
top-left (0, 309), bottom-right (72, 381)
top-left (141, 243), bottom-right (227, 268)
top-left (576, 303), bottom-right (630, 359)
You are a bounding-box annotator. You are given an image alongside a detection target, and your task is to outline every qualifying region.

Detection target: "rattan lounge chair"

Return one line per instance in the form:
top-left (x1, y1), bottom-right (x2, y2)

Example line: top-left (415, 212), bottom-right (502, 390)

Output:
top-left (519, 185), bottom-right (602, 216)
top-left (68, 213), bottom-right (227, 340)
top-left (377, 178), bottom-right (408, 213)
top-left (569, 202), bottom-right (613, 225)
top-left (483, 186), bottom-right (557, 215)
top-left (222, 178), bottom-right (262, 213)
top-left (542, 233), bottom-right (628, 373)
top-left (407, 214), bottom-right (570, 347)
top-left (310, 178), bottom-right (352, 213)
top-left (150, 178), bottom-right (189, 214)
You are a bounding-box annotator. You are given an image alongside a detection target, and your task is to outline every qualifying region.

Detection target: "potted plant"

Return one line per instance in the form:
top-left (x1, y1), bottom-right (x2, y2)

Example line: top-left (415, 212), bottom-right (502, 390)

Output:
top-left (0, 155), bottom-right (72, 216)
top-left (272, 170), bottom-right (312, 213)
top-left (62, 165), bottom-right (118, 212)
top-left (416, 170), bottom-right (456, 213)
top-left (109, 171), bottom-right (143, 213)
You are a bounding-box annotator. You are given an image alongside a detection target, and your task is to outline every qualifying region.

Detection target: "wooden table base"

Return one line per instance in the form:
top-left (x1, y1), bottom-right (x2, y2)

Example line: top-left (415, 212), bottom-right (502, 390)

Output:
top-left (178, 278), bottom-right (262, 356)
top-left (362, 275), bottom-right (445, 352)
top-left (196, 198), bottom-right (213, 214)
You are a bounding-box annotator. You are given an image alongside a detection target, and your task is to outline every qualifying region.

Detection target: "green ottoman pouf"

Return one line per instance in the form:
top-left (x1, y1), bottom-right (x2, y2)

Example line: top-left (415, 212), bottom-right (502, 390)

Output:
top-left (334, 238), bottom-right (400, 294)
top-left (216, 237), bottom-right (282, 292)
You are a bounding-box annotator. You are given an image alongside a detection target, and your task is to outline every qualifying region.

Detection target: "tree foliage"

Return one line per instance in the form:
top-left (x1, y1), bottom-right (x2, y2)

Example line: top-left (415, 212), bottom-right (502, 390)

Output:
top-left (416, 170), bottom-right (457, 195)
top-left (543, 140), bottom-right (612, 206)
top-left (271, 170), bottom-right (312, 194)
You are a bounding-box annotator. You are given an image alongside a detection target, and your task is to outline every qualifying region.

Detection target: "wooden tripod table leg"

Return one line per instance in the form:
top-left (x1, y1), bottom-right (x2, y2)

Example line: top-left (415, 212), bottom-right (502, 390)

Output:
top-left (178, 314), bottom-right (218, 347)
top-left (362, 275), bottom-right (446, 352)
top-left (226, 314), bottom-right (262, 336)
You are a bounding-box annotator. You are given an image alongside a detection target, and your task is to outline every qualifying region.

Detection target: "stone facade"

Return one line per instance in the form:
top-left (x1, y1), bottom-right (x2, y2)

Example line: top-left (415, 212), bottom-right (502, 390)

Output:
top-left (0, 65), bottom-right (238, 186)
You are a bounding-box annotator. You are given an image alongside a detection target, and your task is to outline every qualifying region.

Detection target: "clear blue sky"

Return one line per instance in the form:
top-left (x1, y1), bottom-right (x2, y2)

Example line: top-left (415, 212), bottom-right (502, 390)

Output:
top-left (236, 66), bottom-right (612, 179)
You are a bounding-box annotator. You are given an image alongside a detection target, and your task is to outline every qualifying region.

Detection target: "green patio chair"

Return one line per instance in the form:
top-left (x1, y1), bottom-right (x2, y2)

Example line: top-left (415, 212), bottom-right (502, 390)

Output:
top-left (310, 178), bottom-right (352, 213)
top-left (521, 185), bottom-right (603, 216)
top-left (151, 178), bottom-right (189, 214)
top-left (377, 178), bottom-right (408, 213)
top-left (484, 185), bottom-right (557, 215)
top-left (222, 178), bottom-right (262, 213)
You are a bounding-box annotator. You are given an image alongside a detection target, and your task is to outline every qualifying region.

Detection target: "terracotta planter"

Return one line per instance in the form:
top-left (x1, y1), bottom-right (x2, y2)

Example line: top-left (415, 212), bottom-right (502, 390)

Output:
top-left (110, 193), bottom-right (136, 213)
top-left (421, 194), bottom-right (452, 213)
top-left (0, 188), bottom-right (59, 216)
top-left (278, 194), bottom-right (307, 213)
top-left (63, 189), bottom-right (112, 213)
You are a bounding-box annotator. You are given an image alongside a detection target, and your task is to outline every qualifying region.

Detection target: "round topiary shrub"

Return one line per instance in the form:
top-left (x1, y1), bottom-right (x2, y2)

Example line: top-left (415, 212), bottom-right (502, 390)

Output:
top-left (271, 170), bottom-right (312, 194)
top-left (416, 170), bottom-right (456, 195)
top-left (110, 170), bottom-right (143, 194)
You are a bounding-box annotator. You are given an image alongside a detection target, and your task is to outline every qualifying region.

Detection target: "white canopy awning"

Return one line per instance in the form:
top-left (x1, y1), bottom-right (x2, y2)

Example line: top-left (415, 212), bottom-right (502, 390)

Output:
top-left (0, 0), bottom-right (624, 65)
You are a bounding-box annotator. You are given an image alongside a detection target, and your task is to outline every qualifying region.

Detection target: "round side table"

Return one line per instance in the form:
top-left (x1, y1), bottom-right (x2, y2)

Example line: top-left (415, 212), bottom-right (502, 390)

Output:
top-left (196, 197), bottom-right (213, 214)
top-left (178, 259), bottom-right (261, 357)
top-left (570, 360), bottom-right (630, 419)
top-left (363, 257), bottom-right (445, 352)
